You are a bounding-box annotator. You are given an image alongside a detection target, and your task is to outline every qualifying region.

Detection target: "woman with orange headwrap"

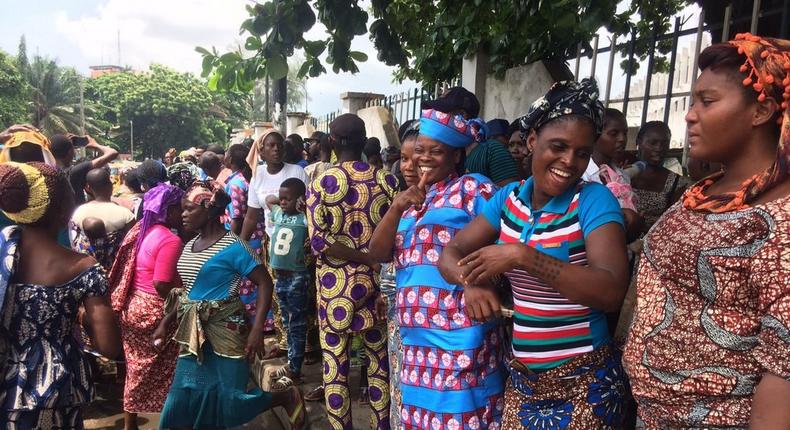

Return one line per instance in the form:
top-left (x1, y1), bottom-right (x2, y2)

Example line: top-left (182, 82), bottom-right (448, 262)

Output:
top-left (623, 34), bottom-right (790, 428)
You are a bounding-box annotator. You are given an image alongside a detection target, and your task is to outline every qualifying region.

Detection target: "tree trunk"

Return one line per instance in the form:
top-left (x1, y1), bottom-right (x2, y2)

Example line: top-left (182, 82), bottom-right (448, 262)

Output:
top-left (272, 77), bottom-right (287, 131)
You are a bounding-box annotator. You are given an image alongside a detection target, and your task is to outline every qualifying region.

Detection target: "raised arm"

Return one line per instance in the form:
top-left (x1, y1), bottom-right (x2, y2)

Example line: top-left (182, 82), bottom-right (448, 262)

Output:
top-left (86, 136), bottom-right (119, 169)
top-left (368, 173), bottom-right (429, 263)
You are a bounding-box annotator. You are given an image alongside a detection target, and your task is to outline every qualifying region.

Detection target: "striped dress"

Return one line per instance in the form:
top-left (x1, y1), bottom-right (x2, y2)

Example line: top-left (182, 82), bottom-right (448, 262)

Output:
top-left (482, 178), bottom-right (623, 370)
top-left (481, 178), bottom-right (631, 429)
top-left (395, 174), bottom-right (505, 430)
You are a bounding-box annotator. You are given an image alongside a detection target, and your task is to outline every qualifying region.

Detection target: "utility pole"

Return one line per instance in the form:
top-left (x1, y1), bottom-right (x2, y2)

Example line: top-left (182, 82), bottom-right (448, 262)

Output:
top-left (129, 120), bottom-right (134, 161)
top-left (79, 77), bottom-right (85, 135)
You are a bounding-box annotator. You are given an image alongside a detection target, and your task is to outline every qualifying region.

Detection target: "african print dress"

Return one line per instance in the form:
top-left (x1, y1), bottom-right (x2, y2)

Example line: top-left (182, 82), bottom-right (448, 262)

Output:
top-left (394, 173), bottom-right (505, 430)
top-left (623, 194), bottom-right (790, 428)
top-left (159, 232), bottom-right (271, 429)
top-left (0, 260), bottom-right (108, 430)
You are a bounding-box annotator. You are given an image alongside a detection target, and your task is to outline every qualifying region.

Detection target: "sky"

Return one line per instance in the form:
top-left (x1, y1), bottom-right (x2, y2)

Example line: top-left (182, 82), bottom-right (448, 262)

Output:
top-left (0, 0), bottom-right (417, 116)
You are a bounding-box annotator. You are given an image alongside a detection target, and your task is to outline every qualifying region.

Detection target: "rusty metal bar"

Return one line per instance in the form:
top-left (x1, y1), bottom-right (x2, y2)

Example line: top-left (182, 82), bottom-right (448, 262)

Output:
top-left (751, 0), bottom-right (761, 34)
top-left (622, 29), bottom-right (637, 117)
top-left (590, 35), bottom-right (599, 79)
top-left (664, 16), bottom-right (681, 124)
top-left (641, 27), bottom-right (658, 125)
top-left (604, 35), bottom-right (617, 107)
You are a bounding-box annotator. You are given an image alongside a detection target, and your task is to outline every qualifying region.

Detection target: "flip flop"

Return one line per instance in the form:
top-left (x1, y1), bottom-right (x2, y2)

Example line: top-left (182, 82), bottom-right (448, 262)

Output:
top-left (287, 387), bottom-right (307, 430)
top-left (271, 375), bottom-right (296, 392)
top-left (304, 385), bottom-right (324, 402)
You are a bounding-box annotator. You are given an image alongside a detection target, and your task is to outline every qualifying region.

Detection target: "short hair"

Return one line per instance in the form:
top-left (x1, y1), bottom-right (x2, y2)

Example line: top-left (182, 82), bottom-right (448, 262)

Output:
top-left (50, 134), bottom-right (73, 159)
top-left (86, 167), bottom-right (112, 191)
top-left (138, 159), bottom-right (167, 189)
top-left (280, 177), bottom-right (306, 197)
top-left (604, 108), bottom-right (626, 126)
top-left (227, 144), bottom-right (249, 169)
top-left (206, 144), bottom-right (225, 156)
top-left (124, 168), bottom-right (143, 193)
top-left (636, 121), bottom-right (671, 144)
top-left (199, 151), bottom-right (222, 171)
top-left (284, 134), bottom-right (304, 164)
top-left (363, 139), bottom-right (382, 158)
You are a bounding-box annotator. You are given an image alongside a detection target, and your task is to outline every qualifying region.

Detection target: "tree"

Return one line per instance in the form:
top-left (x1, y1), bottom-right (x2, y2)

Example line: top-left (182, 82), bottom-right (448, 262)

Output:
top-left (198, 0), bottom-right (698, 90)
top-left (0, 50), bottom-right (28, 128)
top-left (22, 55), bottom-right (104, 136)
top-left (87, 65), bottom-right (229, 158)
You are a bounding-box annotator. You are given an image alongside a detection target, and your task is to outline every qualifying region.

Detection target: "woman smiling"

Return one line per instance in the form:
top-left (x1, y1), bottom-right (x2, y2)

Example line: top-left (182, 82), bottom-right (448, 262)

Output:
top-left (439, 79), bottom-right (630, 429)
top-left (368, 109), bottom-right (503, 430)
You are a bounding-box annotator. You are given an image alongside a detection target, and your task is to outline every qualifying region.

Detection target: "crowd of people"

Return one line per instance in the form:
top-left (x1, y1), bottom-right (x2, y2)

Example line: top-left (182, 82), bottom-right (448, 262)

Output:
top-left (0, 33), bottom-right (787, 430)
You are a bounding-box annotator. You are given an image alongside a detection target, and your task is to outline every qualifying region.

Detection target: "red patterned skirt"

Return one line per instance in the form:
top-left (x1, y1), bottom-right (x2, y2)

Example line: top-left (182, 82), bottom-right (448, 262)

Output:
top-left (120, 289), bottom-right (178, 413)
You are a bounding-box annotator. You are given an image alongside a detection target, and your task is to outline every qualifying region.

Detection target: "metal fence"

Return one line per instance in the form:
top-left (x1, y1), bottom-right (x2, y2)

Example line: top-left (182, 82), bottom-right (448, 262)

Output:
top-left (566, 0), bottom-right (789, 152)
top-left (310, 81), bottom-right (460, 132)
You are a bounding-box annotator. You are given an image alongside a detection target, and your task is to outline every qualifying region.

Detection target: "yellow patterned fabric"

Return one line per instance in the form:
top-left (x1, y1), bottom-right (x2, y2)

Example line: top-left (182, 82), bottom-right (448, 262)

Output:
top-left (0, 131), bottom-right (57, 166)
top-left (0, 162), bottom-right (52, 225)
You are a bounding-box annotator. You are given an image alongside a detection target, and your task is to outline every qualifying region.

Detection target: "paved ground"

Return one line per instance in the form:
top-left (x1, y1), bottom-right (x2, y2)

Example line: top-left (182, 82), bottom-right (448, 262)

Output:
top-left (84, 337), bottom-right (375, 429)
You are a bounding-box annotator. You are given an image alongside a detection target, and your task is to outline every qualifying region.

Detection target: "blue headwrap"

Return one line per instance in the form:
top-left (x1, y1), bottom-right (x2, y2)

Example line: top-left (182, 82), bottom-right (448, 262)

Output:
top-left (419, 109), bottom-right (488, 148)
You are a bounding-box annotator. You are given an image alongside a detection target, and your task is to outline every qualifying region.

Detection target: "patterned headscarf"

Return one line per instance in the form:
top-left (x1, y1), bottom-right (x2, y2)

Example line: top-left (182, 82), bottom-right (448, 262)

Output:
top-left (683, 33), bottom-right (790, 213)
top-left (185, 180), bottom-right (229, 219)
top-left (0, 130), bottom-right (57, 166)
top-left (519, 78), bottom-right (605, 139)
top-left (167, 161), bottom-right (200, 191)
top-left (0, 162), bottom-right (67, 225)
top-left (135, 183), bottom-right (184, 251)
top-left (419, 109), bottom-right (488, 148)
top-left (246, 128), bottom-right (284, 177)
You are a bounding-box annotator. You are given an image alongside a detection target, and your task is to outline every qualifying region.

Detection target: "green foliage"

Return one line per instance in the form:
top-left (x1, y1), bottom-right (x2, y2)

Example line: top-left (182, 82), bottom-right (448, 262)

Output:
top-left (0, 50), bottom-right (29, 128)
top-left (87, 65), bottom-right (227, 158)
top-left (199, 0), bottom-right (696, 90)
top-left (16, 38), bottom-right (104, 137)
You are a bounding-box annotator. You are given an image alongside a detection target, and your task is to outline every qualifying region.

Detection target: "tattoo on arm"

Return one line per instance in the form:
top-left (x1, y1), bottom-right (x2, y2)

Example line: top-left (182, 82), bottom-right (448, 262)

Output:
top-left (526, 250), bottom-right (562, 283)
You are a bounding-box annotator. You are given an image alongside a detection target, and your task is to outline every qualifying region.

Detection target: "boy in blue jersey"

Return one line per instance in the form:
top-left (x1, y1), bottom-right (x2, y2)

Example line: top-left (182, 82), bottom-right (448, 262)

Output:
top-left (265, 177), bottom-right (310, 387)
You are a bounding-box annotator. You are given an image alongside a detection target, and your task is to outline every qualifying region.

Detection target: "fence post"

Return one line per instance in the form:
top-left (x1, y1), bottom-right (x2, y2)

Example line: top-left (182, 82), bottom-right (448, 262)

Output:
top-left (663, 16), bottom-right (681, 124)
top-left (683, 7), bottom-right (706, 167)
top-left (622, 29), bottom-right (637, 116)
top-left (751, 0), bottom-right (761, 34)
top-left (604, 35), bottom-right (617, 107)
top-left (413, 88), bottom-right (419, 120)
top-left (641, 27), bottom-right (658, 126)
top-left (722, 4), bottom-right (732, 41)
top-left (590, 35), bottom-right (599, 79)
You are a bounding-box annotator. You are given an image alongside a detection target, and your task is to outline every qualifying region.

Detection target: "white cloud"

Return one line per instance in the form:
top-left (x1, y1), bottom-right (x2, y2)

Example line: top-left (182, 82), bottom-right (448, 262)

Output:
top-left (53, 0), bottom-right (417, 115)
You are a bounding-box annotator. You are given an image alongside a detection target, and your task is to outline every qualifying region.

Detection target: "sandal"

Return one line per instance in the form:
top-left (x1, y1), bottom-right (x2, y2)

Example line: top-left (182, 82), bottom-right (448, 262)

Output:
top-left (271, 365), bottom-right (291, 380)
top-left (304, 385), bottom-right (324, 402)
top-left (263, 347), bottom-right (286, 360)
top-left (271, 375), bottom-right (296, 392)
top-left (286, 386), bottom-right (307, 430)
top-left (359, 386), bottom-right (370, 405)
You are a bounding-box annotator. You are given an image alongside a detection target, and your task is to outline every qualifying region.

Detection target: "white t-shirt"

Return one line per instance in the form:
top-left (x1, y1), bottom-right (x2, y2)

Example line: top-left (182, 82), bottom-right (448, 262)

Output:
top-left (582, 159), bottom-right (602, 184)
top-left (248, 162), bottom-right (308, 236)
top-left (71, 201), bottom-right (135, 233)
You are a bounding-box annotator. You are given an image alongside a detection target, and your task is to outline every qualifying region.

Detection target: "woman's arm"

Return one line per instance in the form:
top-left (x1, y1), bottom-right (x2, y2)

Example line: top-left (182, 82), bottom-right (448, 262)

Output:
top-left (83, 295), bottom-right (122, 359)
top-left (460, 223), bottom-right (629, 312)
top-left (749, 373), bottom-right (790, 429)
top-left (240, 207), bottom-right (262, 241)
top-left (245, 265), bottom-right (274, 360)
top-left (368, 179), bottom-right (428, 263)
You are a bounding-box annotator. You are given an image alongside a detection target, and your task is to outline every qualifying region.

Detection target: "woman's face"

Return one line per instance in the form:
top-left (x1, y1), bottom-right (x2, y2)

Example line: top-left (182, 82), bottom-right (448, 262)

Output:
top-left (259, 134), bottom-right (284, 165)
top-left (413, 135), bottom-right (461, 185)
top-left (399, 137), bottom-right (419, 187)
top-left (180, 199), bottom-right (207, 232)
top-left (686, 68), bottom-right (758, 163)
top-left (637, 128), bottom-right (670, 167)
top-left (507, 130), bottom-right (528, 163)
top-left (529, 118), bottom-right (595, 199)
top-left (165, 202), bottom-right (184, 231)
top-left (595, 116), bottom-right (628, 161)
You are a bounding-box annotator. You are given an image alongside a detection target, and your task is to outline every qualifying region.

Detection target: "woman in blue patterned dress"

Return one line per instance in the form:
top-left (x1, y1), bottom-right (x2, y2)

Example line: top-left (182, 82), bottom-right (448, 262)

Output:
top-left (0, 162), bottom-right (121, 429)
top-left (369, 109), bottom-right (505, 430)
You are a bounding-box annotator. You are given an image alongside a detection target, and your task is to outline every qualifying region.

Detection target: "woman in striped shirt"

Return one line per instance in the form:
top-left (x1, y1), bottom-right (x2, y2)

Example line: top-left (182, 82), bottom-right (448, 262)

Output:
top-left (439, 79), bottom-right (630, 429)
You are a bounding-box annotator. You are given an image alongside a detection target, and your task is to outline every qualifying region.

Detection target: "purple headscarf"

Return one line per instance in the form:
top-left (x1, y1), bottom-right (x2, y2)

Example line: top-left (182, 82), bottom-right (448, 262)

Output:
top-left (135, 183), bottom-right (184, 251)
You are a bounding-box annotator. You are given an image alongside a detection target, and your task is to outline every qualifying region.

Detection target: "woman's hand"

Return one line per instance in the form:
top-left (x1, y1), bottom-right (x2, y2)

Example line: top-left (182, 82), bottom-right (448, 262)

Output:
top-left (375, 294), bottom-right (389, 320)
top-left (391, 172), bottom-right (429, 213)
top-left (459, 243), bottom-right (527, 286)
top-left (245, 328), bottom-right (265, 362)
top-left (151, 322), bottom-right (169, 352)
top-left (463, 283), bottom-right (502, 322)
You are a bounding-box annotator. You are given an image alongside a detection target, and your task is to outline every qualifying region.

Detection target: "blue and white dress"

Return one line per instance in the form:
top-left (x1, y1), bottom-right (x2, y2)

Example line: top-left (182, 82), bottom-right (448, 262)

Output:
top-left (394, 174), bottom-right (505, 430)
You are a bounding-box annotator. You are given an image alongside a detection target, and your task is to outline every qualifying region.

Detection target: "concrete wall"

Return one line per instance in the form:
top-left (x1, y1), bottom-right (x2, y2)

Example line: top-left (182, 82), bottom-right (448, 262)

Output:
top-left (480, 61), bottom-right (555, 122)
top-left (357, 106), bottom-right (400, 149)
